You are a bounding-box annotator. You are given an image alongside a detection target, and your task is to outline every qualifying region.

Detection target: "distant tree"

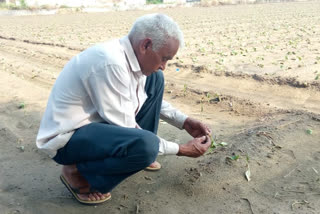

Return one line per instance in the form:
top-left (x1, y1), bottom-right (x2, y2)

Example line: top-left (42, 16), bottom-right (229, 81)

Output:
top-left (146, 0), bottom-right (163, 4)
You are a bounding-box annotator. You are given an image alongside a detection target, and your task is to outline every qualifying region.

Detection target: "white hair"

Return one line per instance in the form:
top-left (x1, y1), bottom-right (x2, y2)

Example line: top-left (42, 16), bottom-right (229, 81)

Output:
top-left (128, 13), bottom-right (184, 52)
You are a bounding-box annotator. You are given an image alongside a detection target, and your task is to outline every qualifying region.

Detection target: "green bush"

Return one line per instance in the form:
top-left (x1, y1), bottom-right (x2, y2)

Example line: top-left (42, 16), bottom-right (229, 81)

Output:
top-left (1, 0), bottom-right (29, 10)
top-left (60, 5), bottom-right (70, 8)
top-left (0, 2), bottom-right (7, 9)
top-left (147, 0), bottom-right (163, 4)
top-left (8, 4), bottom-right (21, 10)
top-left (20, 0), bottom-right (28, 9)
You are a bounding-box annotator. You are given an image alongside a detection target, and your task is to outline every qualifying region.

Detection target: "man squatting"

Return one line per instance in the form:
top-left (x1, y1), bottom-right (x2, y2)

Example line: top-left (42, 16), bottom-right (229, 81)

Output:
top-left (36, 13), bottom-right (212, 205)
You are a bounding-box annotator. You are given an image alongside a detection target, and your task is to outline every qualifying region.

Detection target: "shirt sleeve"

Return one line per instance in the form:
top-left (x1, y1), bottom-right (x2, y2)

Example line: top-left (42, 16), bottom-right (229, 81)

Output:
top-left (158, 136), bottom-right (179, 155)
top-left (160, 100), bottom-right (188, 130)
top-left (82, 63), bottom-right (137, 128)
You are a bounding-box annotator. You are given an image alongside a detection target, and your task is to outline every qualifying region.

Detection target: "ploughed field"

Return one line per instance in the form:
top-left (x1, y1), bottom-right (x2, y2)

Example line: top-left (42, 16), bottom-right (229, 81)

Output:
top-left (0, 1), bottom-right (320, 214)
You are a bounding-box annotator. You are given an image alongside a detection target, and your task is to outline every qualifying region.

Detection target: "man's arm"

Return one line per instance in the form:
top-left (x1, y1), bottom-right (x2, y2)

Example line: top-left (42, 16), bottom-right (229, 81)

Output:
top-left (160, 100), bottom-right (212, 157)
top-left (160, 100), bottom-right (188, 129)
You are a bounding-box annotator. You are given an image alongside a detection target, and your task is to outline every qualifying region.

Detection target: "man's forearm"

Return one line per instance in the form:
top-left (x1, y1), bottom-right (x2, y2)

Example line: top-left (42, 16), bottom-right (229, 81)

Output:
top-left (160, 100), bottom-right (188, 129)
top-left (177, 144), bottom-right (187, 156)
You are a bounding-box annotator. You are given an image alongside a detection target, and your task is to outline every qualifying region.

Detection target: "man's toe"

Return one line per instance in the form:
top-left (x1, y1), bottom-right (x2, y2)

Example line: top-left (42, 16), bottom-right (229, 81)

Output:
top-left (145, 161), bottom-right (161, 171)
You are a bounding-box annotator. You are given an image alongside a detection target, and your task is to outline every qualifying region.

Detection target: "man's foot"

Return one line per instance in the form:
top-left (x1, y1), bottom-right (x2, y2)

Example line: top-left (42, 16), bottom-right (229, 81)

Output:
top-left (61, 165), bottom-right (111, 203)
top-left (145, 161), bottom-right (161, 171)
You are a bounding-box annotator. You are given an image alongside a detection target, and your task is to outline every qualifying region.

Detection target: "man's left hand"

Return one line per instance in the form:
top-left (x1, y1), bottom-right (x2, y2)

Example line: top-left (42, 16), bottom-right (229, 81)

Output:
top-left (182, 117), bottom-right (212, 138)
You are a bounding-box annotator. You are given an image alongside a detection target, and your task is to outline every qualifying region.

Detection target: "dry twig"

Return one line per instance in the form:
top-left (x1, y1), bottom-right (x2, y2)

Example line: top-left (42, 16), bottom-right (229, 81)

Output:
top-left (312, 167), bottom-right (318, 174)
top-left (241, 198), bottom-right (255, 214)
top-left (284, 165), bottom-right (300, 178)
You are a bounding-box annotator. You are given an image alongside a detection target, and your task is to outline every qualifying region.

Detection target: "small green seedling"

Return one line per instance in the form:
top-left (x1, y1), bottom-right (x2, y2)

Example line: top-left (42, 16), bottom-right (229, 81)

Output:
top-left (17, 145), bottom-right (25, 152)
top-left (206, 135), bottom-right (228, 154)
top-left (230, 155), bottom-right (240, 161)
top-left (209, 135), bottom-right (228, 150)
top-left (219, 142), bottom-right (228, 147)
top-left (18, 102), bottom-right (25, 109)
top-left (306, 129), bottom-right (313, 135)
top-left (225, 154), bottom-right (240, 162)
top-left (183, 84), bottom-right (187, 96)
top-left (209, 134), bottom-right (217, 149)
top-left (206, 92), bottom-right (211, 100)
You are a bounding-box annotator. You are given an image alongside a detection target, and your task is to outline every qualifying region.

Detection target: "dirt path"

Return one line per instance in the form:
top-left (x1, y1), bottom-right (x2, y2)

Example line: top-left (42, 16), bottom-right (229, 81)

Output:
top-left (1, 2), bottom-right (320, 213)
top-left (164, 69), bottom-right (320, 114)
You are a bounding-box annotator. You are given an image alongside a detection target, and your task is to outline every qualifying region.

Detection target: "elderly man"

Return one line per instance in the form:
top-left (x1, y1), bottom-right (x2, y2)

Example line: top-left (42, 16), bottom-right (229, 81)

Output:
top-left (36, 13), bottom-right (211, 205)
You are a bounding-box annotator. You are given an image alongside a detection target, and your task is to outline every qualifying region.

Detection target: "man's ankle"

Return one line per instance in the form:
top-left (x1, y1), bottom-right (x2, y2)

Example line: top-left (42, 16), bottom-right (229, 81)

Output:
top-left (62, 164), bottom-right (78, 175)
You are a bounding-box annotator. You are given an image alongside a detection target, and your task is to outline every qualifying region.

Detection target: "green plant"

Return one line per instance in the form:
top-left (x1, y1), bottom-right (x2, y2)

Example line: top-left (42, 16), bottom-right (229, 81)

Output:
top-left (199, 47), bottom-right (206, 53)
top-left (207, 135), bottom-right (227, 153)
top-left (206, 92), bottom-right (211, 100)
top-left (182, 84), bottom-right (188, 97)
top-left (191, 56), bottom-right (198, 63)
top-left (306, 129), bottom-right (313, 135)
top-left (18, 102), bottom-right (25, 109)
top-left (257, 63), bottom-right (264, 68)
top-left (40, 4), bottom-right (52, 10)
top-left (8, 4), bottom-right (20, 10)
top-left (0, 2), bottom-right (7, 9)
top-left (19, 0), bottom-right (27, 9)
top-left (3, 0), bottom-right (28, 10)
top-left (209, 134), bottom-right (216, 149)
top-left (60, 5), bottom-right (69, 8)
top-left (146, 0), bottom-right (163, 4)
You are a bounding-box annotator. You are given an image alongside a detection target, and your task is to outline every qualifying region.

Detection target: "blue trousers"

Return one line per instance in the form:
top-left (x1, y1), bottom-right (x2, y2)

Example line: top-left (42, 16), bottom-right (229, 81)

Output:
top-left (53, 71), bottom-right (164, 193)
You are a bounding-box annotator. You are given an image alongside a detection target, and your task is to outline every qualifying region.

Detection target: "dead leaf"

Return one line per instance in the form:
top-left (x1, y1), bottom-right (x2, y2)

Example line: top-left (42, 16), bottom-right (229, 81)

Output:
top-left (245, 167), bottom-right (251, 181)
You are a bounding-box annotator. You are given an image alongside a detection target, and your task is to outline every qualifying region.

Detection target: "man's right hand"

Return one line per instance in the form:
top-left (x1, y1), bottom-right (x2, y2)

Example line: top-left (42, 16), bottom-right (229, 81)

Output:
top-left (177, 136), bottom-right (211, 158)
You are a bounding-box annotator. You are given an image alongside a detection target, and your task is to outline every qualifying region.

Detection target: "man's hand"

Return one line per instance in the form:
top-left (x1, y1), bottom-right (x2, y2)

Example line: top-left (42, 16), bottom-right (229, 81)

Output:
top-left (183, 117), bottom-right (211, 138)
top-left (177, 136), bottom-right (211, 158)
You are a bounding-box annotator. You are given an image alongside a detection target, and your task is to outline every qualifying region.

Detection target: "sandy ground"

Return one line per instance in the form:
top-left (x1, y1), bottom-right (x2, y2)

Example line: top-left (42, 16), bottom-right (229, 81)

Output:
top-left (0, 1), bottom-right (320, 214)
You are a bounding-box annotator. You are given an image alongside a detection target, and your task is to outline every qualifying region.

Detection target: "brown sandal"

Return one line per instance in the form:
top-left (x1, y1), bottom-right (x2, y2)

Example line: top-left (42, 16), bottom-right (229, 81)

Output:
top-left (145, 161), bottom-right (161, 171)
top-left (60, 175), bottom-right (111, 205)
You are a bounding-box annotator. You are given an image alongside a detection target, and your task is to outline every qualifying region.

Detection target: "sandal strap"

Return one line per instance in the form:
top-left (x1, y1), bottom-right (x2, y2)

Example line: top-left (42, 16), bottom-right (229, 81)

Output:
top-left (70, 186), bottom-right (91, 194)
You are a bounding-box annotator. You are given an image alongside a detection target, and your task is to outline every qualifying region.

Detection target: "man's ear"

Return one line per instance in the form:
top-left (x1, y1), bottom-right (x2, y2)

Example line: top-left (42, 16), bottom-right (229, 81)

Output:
top-left (140, 38), bottom-right (152, 54)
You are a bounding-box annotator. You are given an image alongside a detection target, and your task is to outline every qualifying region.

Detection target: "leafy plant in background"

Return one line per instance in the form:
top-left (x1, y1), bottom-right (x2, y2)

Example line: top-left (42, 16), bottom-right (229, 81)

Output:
top-left (146, 0), bottom-right (163, 4)
top-left (2, 0), bottom-right (28, 10)
top-left (20, 0), bottom-right (27, 9)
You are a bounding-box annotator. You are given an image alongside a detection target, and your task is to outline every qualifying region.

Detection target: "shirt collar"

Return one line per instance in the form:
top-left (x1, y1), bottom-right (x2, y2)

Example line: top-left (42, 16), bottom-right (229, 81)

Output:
top-left (120, 36), bottom-right (141, 74)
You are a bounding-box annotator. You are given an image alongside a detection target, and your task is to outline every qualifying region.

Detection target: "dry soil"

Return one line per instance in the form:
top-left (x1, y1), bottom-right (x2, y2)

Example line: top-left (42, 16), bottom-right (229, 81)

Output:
top-left (0, 1), bottom-right (320, 214)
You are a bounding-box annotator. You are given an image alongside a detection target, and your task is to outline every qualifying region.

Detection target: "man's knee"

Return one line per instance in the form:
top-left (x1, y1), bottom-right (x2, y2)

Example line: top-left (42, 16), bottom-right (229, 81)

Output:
top-left (155, 69), bottom-right (164, 81)
top-left (154, 70), bottom-right (164, 90)
top-left (147, 70), bottom-right (164, 92)
top-left (137, 131), bottom-right (159, 165)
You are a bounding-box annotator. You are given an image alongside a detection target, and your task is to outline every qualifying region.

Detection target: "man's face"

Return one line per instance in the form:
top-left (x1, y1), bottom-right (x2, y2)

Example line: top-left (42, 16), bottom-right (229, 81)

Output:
top-left (138, 38), bottom-right (179, 76)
